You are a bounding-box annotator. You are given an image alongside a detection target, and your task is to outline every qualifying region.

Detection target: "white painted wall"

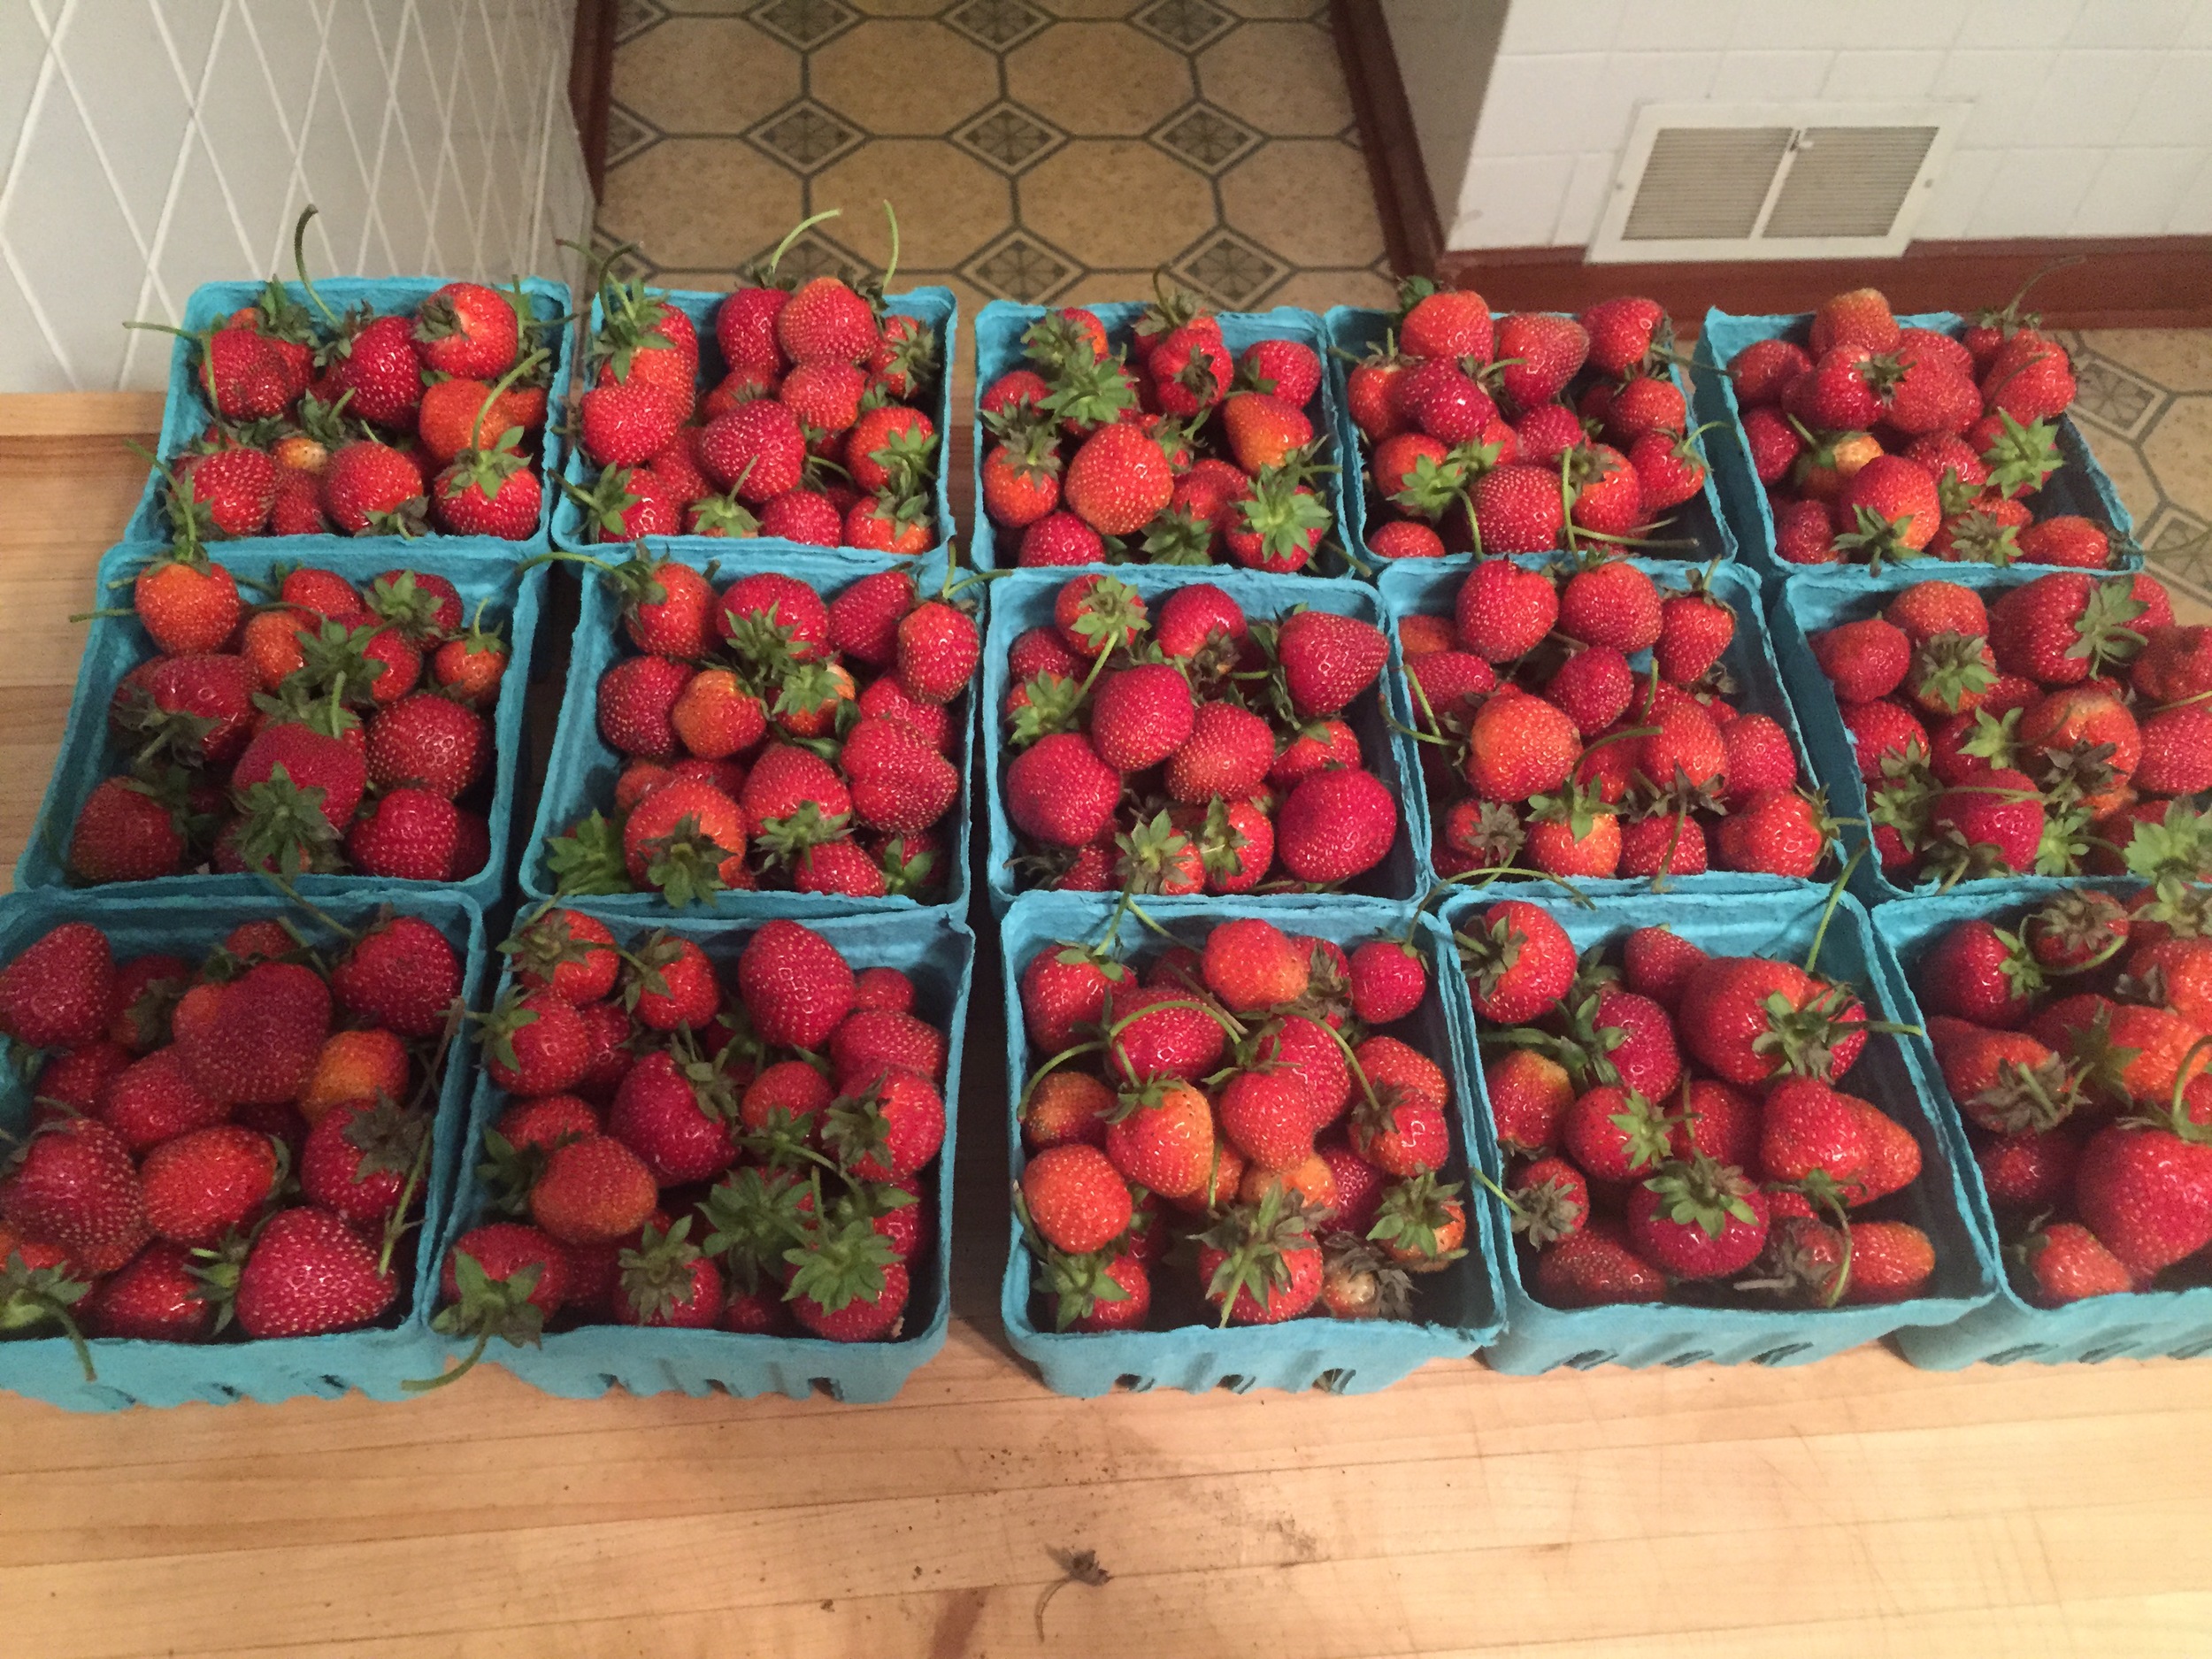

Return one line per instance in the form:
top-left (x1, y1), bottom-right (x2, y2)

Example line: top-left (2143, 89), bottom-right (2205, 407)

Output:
top-left (1400, 0), bottom-right (2212, 252)
top-left (0, 0), bottom-right (595, 393)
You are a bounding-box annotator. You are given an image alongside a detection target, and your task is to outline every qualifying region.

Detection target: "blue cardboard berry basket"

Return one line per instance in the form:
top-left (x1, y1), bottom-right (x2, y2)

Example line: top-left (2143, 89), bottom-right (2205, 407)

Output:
top-left (1377, 552), bottom-right (1840, 898)
top-left (979, 564), bottom-right (1425, 918)
top-left (425, 903), bottom-right (972, 1402)
top-left (518, 542), bottom-right (973, 920)
top-left (1322, 304), bottom-right (1740, 577)
top-left (550, 284), bottom-right (956, 570)
top-left (125, 275), bottom-right (575, 555)
top-left (1693, 308), bottom-right (2140, 588)
top-left (15, 541), bottom-right (546, 921)
top-left (0, 886), bottom-right (488, 1411)
top-left (969, 300), bottom-right (1355, 575)
top-left (1439, 885), bottom-right (1999, 1371)
top-left (1771, 561), bottom-right (2165, 909)
top-left (999, 890), bottom-right (1504, 1395)
top-left (1870, 884), bottom-right (2212, 1365)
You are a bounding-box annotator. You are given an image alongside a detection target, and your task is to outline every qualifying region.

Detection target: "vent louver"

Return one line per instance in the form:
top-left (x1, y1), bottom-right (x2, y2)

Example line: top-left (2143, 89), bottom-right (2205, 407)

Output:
top-left (1589, 104), bottom-right (1965, 264)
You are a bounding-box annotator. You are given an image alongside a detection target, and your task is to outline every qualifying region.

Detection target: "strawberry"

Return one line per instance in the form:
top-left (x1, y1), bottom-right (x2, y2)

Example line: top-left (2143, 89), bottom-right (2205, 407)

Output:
top-left (776, 274), bottom-right (875, 365)
top-left (434, 439), bottom-right (541, 539)
top-left (1786, 346), bottom-right (1883, 431)
top-left (78, 1240), bottom-right (211, 1342)
top-left (2075, 1101), bottom-right (2212, 1279)
top-left (299, 1097), bottom-right (426, 1225)
top-left (1532, 1218), bottom-right (1666, 1307)
top-left (787, 1225), bottom-right (909, 1343)
top-left (2136, 703), bottom-right (2212, 795)
top-left (1219, 391), bottom-right (1314, 474)
top-left (1559, 560), bottom-right (1661, 652)
top-left (2018, 1218), bottom-right (2135, 1305)
top-left (894, 600), bottom-right (980, 704)
top-left (1392, 357), bottom-right (1495, 443)
top-left (1470, 462), bottom-right (1564, 553)
top-left (1810, 288), bottom-right (1900, 355)
top-left (1398, 285), bottom-right (1493, 361)
top-left (1581, 295), bottom-right (1666, 377)
top-left (1991, 572), bottom-right (2147, 686)
top-left (1622, 926), bottom-right (1709, 1010)
top-left (734, 918), bottom-right (853, 1049)
top-left (1921, 918), bottom-right (2044, 1027)
top-left (1627, 1156), bottom-right (1769, 1279)
top-left (530, 1134), bottom-right (657, 1246)
top-left (1491, 311), bottom-right (1587, 409)
top-left (1652, 583), bottom-right (1734, 686)
top-left (1458, 900), bottom-right (1576, 1023)
top-left (1721, 713), bottom-right (1799, 802)
top-left (133, 547), bottom-right (242, 657)
top-left (1451, 557), bottom-right (1557, 663)
top-left (320, 439), bottom-right (428, 536)
top-left (1758, 1076), bottom-right (1874, 1194)
top-left (300, 1029), bottom-right (410, 1125)
top-left (1679, 957), bottom-right (1865, 1087)
top-left (1238, 337), bottom-right (1322, 406)
top-left (1729, 337), bottom-right (1813, 405)
top-left (1275, 610), bottom-right (1386, 718)
top-left (1019, 1144), bottom-right (1131, 1254)
top-left (1715, 788), bottom-right (1827, 878)
top-left (1272, 769), bottom-right (1394, 884)
top-left (1927, 1018), bottom-right (2077, 1134)
top-left (173, 962), bottom-right (330, 1106)
top-left (1196, 1190), bottom-right (1323, 1325)
top-left (1164, 701), bottom-right (1273, 803)
top-left (1005, 730), bottom-right (1120, 848)
top-left (1981, 329), bottom-right (2076, 423)
top-left (1348, 938), bottom-right (1425, 1024)
top-left (330, 916), bottom-right (460, 1040)
top-left (1062, 422), bottom-right (1176, 536)
top-left (1924, 766), bottom-right (2045, 879)
top-left (1834, 453), bottom-right (1940, 565)
top-left (698, 400), bottom-right (806, 501)
top-left (478, 987), bottom-right (591, 1097)
top-left (226, 1204), bottom-right (395, 1338)
top-left (1464, 687), bottom-right (1581, 803)
top-left (0, 1117), bottom-right (144, 1259)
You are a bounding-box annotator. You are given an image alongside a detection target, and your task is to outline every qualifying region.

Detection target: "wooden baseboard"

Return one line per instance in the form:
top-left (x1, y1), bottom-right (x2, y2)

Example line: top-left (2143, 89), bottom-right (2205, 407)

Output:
top-left (1332, 0), bottom-right (1441, 282)
top-left (570, 0), bottom-right (617, 201)
top-left (1435, 238), bottom-right (2212, 329)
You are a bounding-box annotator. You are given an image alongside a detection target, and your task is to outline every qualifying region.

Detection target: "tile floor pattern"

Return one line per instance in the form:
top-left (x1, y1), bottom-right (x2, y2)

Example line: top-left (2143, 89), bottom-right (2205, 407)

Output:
top-left (2062, 329), bottom-right (2212, 601)
top-left (594, 0), bottom-right (1394, 380)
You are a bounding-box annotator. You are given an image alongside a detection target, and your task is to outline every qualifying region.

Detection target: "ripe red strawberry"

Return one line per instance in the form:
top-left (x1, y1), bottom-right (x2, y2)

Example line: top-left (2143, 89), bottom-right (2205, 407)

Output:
top-left (699, 400), bottom-right (806, 501)
top-left (2075, 1102), bottom-right (2212, 1279)
top-left (1981, 329), bottom-right (2076, 422)
top-left (301, 1096), bottom-right (427, 1225)
top-left (330, 915), bottom-right (460, 1040)
top-left (842, 716), bottom-right (958, 834)
top-left (1627, 1156), bottom-right (1770, 1279)
top-left (1604, 373), bottom-right (1686, 447)
top-left (1925, 766), bottom-right (2044, 879)
top-left (1458, 900), bottom-right (1576, 1022)
top-left (1277, 769), bottom-right (1396, 884)
top-left (1348, 938), bottom-right (1425, 1024)
top-left (1464, 687), bottom-right (1580, 803)
top-left (895, 600), bottom-right (979, 704)
top-left (1087, 662), bottom-right (1194, 772)
top-left (788, 1242), bottom-right (908, 1343)
top-left (0, 1117), bottom-right (144, 1259)
top-left (530, 1134), bottom-right (657, 1246)
top-left (1220, 391), bottom-right (1314, 475)
top-left (1559, 560), bottom-right (1662, 653)
top-left (65, 776), bottom-right (187, 883)
top-left (433, 440), bottom-right (541, 539)
top-left (1399, 286), bottom-right (1494, 362)
top-left (1581, 294), bottom-right (1665, 377)
top-left (95, 1044), bottom-right (226, 1154)
top-left (133, 546), bottom-right (242, 657)
top-left (1020, 1144), bottom-right (1132, 1254)
top-left (2018, 1219), bottom-right (2134, 1304)
top-left (736, 919), bottom-right (854, 1048)
top-left (1164, 701), bottom-right (1274, 802)
top-left (321, 439), bottom-right (427, 535)
top-left (1991, 572), bottom-right (2147, 686)
top-left (1716, 788), bottom-right (1828, 878)
top-left (1470, 463), bottom-right (1564, 553)
top-left (1006, 732), bottom-right (1119, 848)
top-left (1492, 311), bottom-right (1588, 409)
top-left (1721, 712), bottom-right (1798, 803)
top-left (173, 962), bottom-right (330, 1107)
top-left (1532, 1219), bottom-right (1666, 1307)
top-left (776, 274), bottom-right (875, 365)
top-left (1063, 422), bottom-right (1175, 536)
top-left (1810, 288), bottom-right (1900, 355)
top-left (1021, 944), bottom-right (1128, 1053)
top-left (1239, 337), bottom-right (1322, 406)
top-left (1276, 610), bottom-right (1386, 717)
top-left (232, 1204), bottom-right (397, 1338)
top-left (1729, 337), bottom-right (1814, 405)
top-left (76, 1240), bottom-right (209, 1341)
top-left (1652, 584), bottom-right (1734, 685)
top-left (1679, 956), bottom-right (1865, 1087)
top-left (1197, 1194), bottom-right (1323, 1325)
top-left (1392, 357), bottom-right (1495, 443)
top-left (1621, 926), bottom-right (1709, 1011)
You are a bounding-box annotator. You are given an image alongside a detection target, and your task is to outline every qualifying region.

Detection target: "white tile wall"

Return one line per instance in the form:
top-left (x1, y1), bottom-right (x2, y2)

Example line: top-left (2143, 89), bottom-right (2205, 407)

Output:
top-left (1428, 0), bottom-right (2212, 250)
top-left (0, 0), bottom-right (595, 393)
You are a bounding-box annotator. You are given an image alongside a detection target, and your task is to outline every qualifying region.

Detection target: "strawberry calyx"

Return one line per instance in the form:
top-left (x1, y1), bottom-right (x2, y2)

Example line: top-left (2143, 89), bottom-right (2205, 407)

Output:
top-left (1140, 505), bottom-right (1215, 565)
top-left (701, 1164), bottom-right (814, 1293)
top-left (546, 810), bottom-right (632, 895)
top-left (1032, 1238), bottom-right (1135, 1332)
top-left (1641, 1152), bottom-right (1760, 1241)
top-left (1368, 1170), bottom-right (1467, 1267)
top-left (410, 1246), bottom-right (548, 1391)
top-left (783, 1205), bottom-right (898, 1317)
top-left (1113, 810), bottom-right (1197, 897)
top-left (636, 810), bottom-right (741, 909)
top-left (1197, 1184), bottom-right (1314, 1327)
top-left (0, 1248), bottom-right (94, 1380)
top-left (229, 762), bottom-right (345, 875)
top-left (1832, 503), bottom-right (1926, 575)
top-left (562, 465), bottom-right (656, 542)
top-left (616, 1217), bottom-right (708, 1325)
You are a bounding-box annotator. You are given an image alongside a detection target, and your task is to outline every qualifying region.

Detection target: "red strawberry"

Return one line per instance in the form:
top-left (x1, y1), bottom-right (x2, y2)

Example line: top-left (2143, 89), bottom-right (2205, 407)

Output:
top-left (1729, 337), bottom-right (1813, 406)
top-left (776, 275), bottom-right (875, 365)
top-left (1470, 463), bottom-right (1564, 553)
top-left (2018, 1219), bottom-right (2135, 1305)
top-left (1455, 557), bottom-right (1558, 661)
top-left (1491, 311), bottom-right (1587, 409)
top-left (1532, 1219), bottom-right (1665, 1306)
top-left (1627, 1156), bottom-right (1770, 1279)
top-left (330, 916), bottom-right (460, 1041)
top-left (1276, 769), bottom-right (1396, 884)
top-left (895, 601), bottom-right (980, 704)
top-left (0, 1118), bottom-right (144, 1259)
top-left (0, 924), bottom-right (116, 1051)
top-left (226, 1204), bottom-right (396, 1337)
top-left (96, 1046), bottom-right (227, 1153)
top-left (1458, 900), bottom-right (1576, 1022)
top-left (174, 962), bottom-right (331, 1106)
top-left (1581, 295), bottom-right (1665, 377)
top-left (1679, 957), bottom-right (1865, 1087)
top-left (530, 1134), bottom-right (657, 1246)
top-left (736, 920), bottom-right (854, 1048)
top-left (1810, 288), bottom-right (1900, 356)
top-left (81, 1240), bottom-right (213, 1342)
top-left (1276, 610), bottom-right (1387, 717)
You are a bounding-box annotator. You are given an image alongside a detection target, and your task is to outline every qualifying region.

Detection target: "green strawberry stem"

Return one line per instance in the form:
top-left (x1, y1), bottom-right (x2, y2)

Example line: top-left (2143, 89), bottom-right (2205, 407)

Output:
top-left (1440, 864), bottom-right (1597, 907)
top-left (879, 201), bottom-right (900, 294)
top-left (465, 349), bottom-right (547, 454)
top-left (262, 873), bottom-right (361, 945)
top-left (1647, 806), bottom-right (1691, 896)
top-left (403, 1332), bottom-right (488, 1393)
top-left (290, 204), bottom-right (342, 331)
top-left (1020, 1040), bottom-right (1108, 1112)
top-left (765, 210), bottom-right (842, 279)
top-left (1118, 895), bottom-right (1181, 946)
top-left (1801, 844), bottom-right (1868, 976)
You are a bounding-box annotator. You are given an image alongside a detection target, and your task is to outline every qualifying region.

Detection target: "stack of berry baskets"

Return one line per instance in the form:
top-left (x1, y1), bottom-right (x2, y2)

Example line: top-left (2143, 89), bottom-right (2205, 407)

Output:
top-left (979, 564), bottom-right (1424, 919)
top-left (1001, 891), bottom-right (1503, 1395)
top-left (1772, 561), bottom-right (2200, 906)
top-left (1693, 287), bottom-right (2139, 585)
top-left (126, 211), bottom-right (573, 553)
top-left (1379, 549), bottom-right (1839, 895)
top-left (1323, 285), bottom-right (1740, 572)
top-left (549, 210), bottom-right (956, 566)
top-left (19, 538), bottom-right (545, 918)
top-left (1867, 878), bottom-right (2212, 1366)
top-left (412, 903), bottom-right (972, 1402)
top-left (0, 887), bottom-right (488, 1411)
top-left (971, 296), bottom-right (1354, 575)
top-left (519, 542), bottom-right (979, 919)
top-left (1440, 882), bottom-right (1997, 1372)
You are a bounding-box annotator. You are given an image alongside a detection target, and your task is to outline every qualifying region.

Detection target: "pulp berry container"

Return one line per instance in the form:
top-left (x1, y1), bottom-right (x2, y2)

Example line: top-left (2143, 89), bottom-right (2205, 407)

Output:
top-left (0, 886), bottom-right (488, 1412)
top-left (1871, 887), bottom-right (2212, 1366)
top-left (1693, 308), bottom-right (2139, 588)
top-left (1770, 561), bottom-right (2152, 909)
top-left (429, 903), bottom-right (972, 1402)
top-left (979, 565), bottom-right (1424, 918)
top-left (518, 542), bottom-right (973, 919)
top-left (1440, 885), bottom-right (2000, 1372)
top-left (1323, 304), bottom-right (1740, 577)
top-left (970, 300), bottom-right (1353, 574)
top-left (126, 276), bottom-right (575, 554)
top-left (16, 541), bottom-right (547, 920)
top-left (551, 285), bottom-right (956, 567)
top-left (1378, 553), bottom-right (1838, 897)
top-left (999, 890), bottom-right (1505, 1395)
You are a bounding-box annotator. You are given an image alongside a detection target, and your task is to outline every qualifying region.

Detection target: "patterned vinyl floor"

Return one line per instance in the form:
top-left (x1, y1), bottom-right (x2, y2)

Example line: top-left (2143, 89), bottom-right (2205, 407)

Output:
top-left (2060, 329), bottom-right (2212, 601)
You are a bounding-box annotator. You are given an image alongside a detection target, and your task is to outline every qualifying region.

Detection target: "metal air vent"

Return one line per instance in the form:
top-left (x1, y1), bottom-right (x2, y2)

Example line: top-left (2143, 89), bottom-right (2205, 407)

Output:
top-left (1589, 103), bottom-right (1967, 263)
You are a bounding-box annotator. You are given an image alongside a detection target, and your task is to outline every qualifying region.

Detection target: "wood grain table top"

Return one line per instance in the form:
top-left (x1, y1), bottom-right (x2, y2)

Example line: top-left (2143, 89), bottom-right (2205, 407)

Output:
top-left (0, 392), bottom-right (2207, 1659)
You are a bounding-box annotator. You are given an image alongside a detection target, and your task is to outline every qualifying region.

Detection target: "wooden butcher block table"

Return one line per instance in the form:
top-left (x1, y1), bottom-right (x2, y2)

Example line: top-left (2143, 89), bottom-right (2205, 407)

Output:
top-left (0, 394), bottom-right (2208, 1659)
